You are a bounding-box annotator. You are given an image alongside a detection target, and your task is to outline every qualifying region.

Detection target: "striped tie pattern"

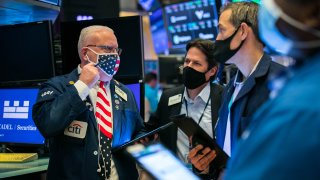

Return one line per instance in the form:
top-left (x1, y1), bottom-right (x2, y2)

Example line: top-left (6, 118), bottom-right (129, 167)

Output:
top-left (96, 81), bottom-right (113, 138)
top-left (96, 81), bottom-right (112, 178)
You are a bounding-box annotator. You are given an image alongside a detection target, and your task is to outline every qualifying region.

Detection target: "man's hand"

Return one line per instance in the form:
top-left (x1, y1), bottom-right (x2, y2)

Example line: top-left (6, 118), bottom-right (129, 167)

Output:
top-left (79, 63), bottom-right (100, 88)
top-left (188, 144), bottom-right (216, 172)
top-left (136, 133), bottom-right (159, 144)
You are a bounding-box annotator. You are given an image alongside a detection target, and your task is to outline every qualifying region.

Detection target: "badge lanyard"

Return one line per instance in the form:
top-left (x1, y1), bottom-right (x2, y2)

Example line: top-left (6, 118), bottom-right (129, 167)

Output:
top-left (184, 96), bottom-right (210, 125)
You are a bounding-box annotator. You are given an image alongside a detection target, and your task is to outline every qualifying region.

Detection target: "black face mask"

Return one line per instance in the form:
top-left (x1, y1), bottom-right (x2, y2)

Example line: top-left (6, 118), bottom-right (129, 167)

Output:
top-left (213, 27), bottom-right (245, 64)
top-left (182, 66), bottom-right (208, 90)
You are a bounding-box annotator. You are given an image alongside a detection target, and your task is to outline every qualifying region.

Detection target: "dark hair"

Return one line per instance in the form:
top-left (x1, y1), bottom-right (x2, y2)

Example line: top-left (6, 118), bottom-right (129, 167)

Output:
top-left (221, 2), bottom-right (260, 42)
top-left (144, 72), bottom-right (157, 83)
top-left (185, 39), bottom-right (218, 70)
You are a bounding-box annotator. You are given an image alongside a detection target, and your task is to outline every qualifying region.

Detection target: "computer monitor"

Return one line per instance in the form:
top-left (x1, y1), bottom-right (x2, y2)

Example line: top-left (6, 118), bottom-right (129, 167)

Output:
top-left (144, 60), bottom-right (158, 74)
top-left (0, 20), bottom-right (55, 87)
top-left (164, 0), bottom-right (220, 53)
top-left (149, 8), bottom-right (169, 54)
top-left (0, 88), bottom-right (45, 145)
top-left (126, 83), bottom-right (142, 112)
top-left (139, 0), bottom-right (161, 12)
top-left (158, 55), bottom-right (184, 85)
top-left (232, 0), bottom-right (260, 4)
top-left (60, 16), bottom-right (144, 82)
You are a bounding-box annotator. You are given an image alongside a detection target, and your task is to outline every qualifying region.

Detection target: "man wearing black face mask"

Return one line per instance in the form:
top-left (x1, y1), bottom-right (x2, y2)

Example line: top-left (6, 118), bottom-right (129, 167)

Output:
top-left (149, 39), bottom-right (224, 178)
top-left (223, 0), bottom-right (320, 179)
top-left (210, 2), bottom-right (286, 158)
top-left (189, 2), bottom-right (287, 177)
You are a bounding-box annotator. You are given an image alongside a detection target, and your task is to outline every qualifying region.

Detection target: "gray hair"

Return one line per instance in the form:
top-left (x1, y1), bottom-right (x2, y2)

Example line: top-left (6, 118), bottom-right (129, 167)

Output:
top-left (221, 2), bottom-right (259, 41)
top-left (77, 25), bottom-right (114, 58)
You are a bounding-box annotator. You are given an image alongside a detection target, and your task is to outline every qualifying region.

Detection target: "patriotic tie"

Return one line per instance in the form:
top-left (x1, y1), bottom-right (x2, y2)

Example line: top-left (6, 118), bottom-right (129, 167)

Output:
top-left (96, 81), bottom-right (112, 179)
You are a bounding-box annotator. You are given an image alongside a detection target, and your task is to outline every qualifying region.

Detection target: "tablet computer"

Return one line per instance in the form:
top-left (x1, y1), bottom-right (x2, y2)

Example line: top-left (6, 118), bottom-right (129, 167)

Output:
top-left (112, 122), bottom-right (174, 152)
top-left (126, 143), bottom-right (200, 180)
top-left (170, 114), bottom-right (229, 169)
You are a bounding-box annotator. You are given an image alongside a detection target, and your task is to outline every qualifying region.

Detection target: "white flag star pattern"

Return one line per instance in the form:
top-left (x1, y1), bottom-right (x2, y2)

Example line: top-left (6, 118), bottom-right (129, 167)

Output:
top-left (97, 54), bottom-right (120, 76)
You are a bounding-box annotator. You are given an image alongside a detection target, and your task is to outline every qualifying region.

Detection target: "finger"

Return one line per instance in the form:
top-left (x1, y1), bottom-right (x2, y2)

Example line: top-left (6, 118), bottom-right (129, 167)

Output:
top-left (85, 62), bottom-right (96, 67)
top-left (144, 137), bottom-right (149, 142)
top-left (206, 150), bottom-right (217, 163)
top-left (154, 133), bottom-right (159, 141)
top-left (200, 147), bottom-right (213, 156)
top-left (188, 136), bottom-right (193, 144)
top-left (188, 144), bottom-right (203, 158)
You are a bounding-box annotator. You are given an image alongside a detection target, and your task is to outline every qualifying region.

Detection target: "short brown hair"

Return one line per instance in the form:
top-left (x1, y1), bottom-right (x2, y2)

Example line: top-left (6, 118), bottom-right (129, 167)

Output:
top-left (186, 39), bottom-right (218, 70)
top-left (221, 2), bottom-right (259, 41)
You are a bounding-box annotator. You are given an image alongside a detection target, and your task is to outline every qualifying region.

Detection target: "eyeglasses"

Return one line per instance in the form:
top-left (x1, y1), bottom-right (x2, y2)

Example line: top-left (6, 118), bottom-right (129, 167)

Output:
top-left (87, 45), bottom-right (122, 55)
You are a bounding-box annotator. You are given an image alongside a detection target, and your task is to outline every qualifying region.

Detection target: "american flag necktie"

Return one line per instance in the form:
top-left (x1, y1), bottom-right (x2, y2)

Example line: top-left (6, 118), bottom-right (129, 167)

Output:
top-left (96, 81), bottom-right (112, 179)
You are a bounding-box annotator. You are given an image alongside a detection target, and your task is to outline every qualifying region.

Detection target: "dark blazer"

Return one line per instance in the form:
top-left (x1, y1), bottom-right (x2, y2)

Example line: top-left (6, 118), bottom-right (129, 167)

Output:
top-left (216, 54), bottom-right (286, 151)
top-left (152, 82), bottom-right (224, 153)
top-left (32, 69), bottom-right (144, 180)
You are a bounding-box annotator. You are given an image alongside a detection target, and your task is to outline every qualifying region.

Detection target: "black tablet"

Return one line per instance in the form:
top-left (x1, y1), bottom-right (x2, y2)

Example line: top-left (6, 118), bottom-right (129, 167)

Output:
top-left (111, 122), bottom-right (174, 152)
top-left (170, 114), bottom-right (229, 169)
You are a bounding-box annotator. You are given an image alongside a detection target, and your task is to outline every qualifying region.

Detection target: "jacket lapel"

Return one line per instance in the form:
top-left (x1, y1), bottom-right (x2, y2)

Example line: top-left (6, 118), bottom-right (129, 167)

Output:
top-left (234, 54), bottom-right (271, 102)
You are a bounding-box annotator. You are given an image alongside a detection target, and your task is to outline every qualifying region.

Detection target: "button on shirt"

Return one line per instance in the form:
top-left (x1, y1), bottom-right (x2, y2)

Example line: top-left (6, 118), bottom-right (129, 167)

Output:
top-left (74, 65), bottom-right (119, 180)
top-left (177, 83), bottom-right (213, 163)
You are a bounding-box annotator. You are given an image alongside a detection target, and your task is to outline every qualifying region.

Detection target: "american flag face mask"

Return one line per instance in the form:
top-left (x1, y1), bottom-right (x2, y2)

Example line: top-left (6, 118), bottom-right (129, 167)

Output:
top-left (87, 48), bottom-right (120, 77)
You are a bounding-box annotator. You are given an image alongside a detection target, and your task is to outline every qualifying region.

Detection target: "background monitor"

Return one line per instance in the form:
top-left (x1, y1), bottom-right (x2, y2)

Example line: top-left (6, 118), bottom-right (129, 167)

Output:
top-left (139, 0), bottom-right (161, 12)
top-left (232, 0), bottom-right (260, 4)
top-left (149, 8), bottom-right (169, 54)
top-left (125, 82), bottom-right (143, 114)
top-left (60, 16), bottom-right (144, 82)
top-left (164, 0), bottom-right (219, 53)
top-left (0, 20), bottom-right (55, 87)
top-left (158, 55), bottom-right (184, 86)
top-left (0, 88), bottom-right (45, 145)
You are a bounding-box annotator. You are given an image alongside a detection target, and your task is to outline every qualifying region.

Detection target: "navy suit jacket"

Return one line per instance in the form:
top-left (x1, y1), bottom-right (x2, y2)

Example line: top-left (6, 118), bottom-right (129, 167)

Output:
top-left (216, 54), bottom-right (286, 152)
top-left (32, 69), bottom-right (144, 180)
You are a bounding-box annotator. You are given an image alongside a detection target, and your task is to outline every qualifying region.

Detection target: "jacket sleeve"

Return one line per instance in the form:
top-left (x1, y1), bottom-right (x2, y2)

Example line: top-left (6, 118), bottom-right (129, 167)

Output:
top-left (32, 79), bottom-right (88, 138)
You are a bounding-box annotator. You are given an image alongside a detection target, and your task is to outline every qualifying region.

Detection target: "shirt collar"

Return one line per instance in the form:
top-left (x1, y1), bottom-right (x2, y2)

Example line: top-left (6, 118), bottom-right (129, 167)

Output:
top-left (234, 54), bottom-right (263, 86)
top-left (77, 65), bottom-right (82, 74)
top-left (184, 82), bottom-right (210, 103)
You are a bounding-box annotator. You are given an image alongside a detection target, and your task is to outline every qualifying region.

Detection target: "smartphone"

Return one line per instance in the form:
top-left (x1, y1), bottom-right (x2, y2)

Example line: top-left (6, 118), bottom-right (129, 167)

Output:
top-left (126, 143), bottom-right (200, 180)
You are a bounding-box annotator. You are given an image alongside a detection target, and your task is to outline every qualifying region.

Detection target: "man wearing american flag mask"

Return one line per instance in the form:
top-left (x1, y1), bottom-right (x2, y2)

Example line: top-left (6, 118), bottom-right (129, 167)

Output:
top-left (33, 25), bottom-right (145, 180)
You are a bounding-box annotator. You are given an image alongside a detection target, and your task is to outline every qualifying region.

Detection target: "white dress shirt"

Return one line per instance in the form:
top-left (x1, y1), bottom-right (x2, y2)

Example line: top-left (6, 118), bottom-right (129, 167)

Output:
top-left (177, 83), bottom-right (213, 163)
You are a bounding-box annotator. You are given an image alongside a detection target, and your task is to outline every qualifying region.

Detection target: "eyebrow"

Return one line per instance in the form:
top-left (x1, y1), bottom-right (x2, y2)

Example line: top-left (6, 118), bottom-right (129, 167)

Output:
top-left (218, 23), bottom-right (225, 29)
top-left (185, 57), bottom-right (201, 64)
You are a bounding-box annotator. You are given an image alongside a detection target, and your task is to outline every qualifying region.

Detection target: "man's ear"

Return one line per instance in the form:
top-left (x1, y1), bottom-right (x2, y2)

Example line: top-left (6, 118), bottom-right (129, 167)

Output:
top-left (80, 47), bottom-right (88, 61)
top-left (240, 22), bottom-right (249, 40)
top-left (208, 66), bottom-right (218, 77)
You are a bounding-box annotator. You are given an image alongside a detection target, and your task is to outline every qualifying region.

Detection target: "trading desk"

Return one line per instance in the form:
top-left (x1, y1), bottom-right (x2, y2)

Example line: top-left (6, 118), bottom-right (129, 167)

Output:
top-left (0, 157), bottom-right (49, 179)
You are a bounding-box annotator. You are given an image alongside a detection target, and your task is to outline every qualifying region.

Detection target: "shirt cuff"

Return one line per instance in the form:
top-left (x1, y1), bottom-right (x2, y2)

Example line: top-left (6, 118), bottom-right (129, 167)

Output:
top-left (74, 80), bottom-right (90, 100)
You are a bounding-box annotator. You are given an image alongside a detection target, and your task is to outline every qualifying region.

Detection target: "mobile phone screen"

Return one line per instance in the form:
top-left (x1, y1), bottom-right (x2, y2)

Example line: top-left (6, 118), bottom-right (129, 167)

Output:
top-left (127, 143), bottom-right (200, 180)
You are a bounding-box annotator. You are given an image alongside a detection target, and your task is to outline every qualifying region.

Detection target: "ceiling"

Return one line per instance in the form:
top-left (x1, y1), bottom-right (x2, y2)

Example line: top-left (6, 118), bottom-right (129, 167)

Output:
top-left (0, 0), bottom-right (60, 26)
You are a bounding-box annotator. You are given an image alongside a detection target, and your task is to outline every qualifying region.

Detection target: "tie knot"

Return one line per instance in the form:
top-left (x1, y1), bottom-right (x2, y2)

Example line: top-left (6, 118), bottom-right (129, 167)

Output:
top-left (99, 81), bottom-right (104, 88)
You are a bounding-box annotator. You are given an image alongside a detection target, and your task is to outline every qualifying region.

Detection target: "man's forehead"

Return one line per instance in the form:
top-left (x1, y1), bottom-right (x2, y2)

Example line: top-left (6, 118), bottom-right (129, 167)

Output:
top-left (219, 9), bottom-right (233, 26)
top-left (88, 31), bottom-right (117, 44)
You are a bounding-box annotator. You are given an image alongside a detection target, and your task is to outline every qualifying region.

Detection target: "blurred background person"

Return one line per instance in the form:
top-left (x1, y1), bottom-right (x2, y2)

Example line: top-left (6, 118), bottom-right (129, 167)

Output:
top-left (144, 72), bottom-right (159, 122)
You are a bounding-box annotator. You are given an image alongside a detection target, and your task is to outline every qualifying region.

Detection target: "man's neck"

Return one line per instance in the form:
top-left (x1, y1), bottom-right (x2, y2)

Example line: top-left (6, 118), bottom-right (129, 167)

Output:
top-left (186, 82), bottom-right (209, 100)
top-left (235, 49), bottom-right (264, 78)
